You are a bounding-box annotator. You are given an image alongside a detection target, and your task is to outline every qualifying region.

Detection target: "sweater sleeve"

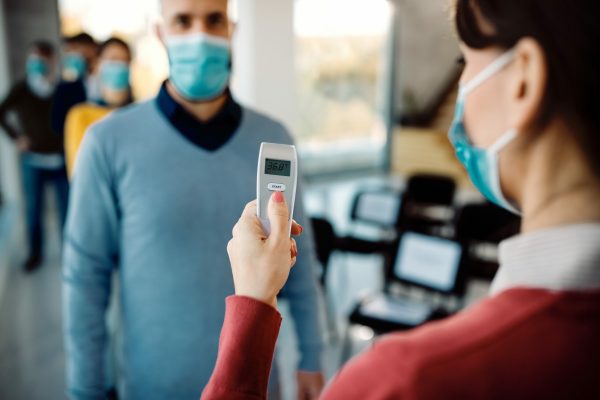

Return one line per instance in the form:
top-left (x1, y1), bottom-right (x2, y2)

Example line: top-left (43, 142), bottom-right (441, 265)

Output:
top-left (201, 296), bottom-right (282, 400)
top-left (278, 178), bottom-right (324, 372)
top-left (0, 85), bottom-right (21, 139)
top-left (62, 125), bottom-right (120, 400)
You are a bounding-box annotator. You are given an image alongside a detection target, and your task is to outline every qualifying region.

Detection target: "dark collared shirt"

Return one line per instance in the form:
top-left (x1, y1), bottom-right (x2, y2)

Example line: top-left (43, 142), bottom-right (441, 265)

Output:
top-left (155, 82), bottom-right (243, 152)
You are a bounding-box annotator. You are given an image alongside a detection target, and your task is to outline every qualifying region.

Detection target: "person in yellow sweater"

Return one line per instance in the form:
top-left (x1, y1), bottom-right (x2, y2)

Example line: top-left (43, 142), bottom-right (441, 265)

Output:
top-left (65, 37), bottom-right (132, 177)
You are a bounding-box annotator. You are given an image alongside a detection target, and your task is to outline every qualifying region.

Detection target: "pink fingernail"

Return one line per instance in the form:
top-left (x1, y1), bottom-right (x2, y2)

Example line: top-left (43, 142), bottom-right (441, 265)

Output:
top-left (272, 192), bottom-right (284, 203)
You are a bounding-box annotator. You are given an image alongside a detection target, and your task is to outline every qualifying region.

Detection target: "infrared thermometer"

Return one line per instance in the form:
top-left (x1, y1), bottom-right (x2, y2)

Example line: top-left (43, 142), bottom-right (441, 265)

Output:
top-left (257, 142), bottom-right (298, 236)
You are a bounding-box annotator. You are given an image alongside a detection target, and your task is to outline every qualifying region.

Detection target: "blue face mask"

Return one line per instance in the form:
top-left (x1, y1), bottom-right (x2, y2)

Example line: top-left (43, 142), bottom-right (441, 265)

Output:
top-left (62, 53), bottom-right (87, 81)
top-left (448, 49), bottom-right (521, 214)
top-left (100, 61), bottom-right (130, 91)
top-left (26, 56), bottom-right (49, 77)
top-left (26, 56), bottom-right (54, 98)
top-left (166, 32), bottom-right (231, 102)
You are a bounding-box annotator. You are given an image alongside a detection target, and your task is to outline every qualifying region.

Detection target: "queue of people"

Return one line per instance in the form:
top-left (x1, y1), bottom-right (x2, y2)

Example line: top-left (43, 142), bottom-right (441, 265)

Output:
top-left (0, 32), bottom-right (133, 273)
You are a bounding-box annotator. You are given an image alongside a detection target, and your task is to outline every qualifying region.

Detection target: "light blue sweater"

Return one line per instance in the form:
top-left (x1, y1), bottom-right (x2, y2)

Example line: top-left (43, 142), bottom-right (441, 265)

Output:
top-left (63, 99), bottom-right (323, 400)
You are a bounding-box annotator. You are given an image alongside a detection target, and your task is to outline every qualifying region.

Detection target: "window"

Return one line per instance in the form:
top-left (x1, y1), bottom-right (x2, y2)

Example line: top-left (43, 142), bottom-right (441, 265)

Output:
top-left (295, 0), bottom-right (394, 176)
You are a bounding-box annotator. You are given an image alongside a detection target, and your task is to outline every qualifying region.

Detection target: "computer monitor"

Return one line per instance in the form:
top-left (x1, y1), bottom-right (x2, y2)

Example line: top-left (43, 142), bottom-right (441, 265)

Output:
top-left (393, 232), bottom-right (463, 293)
top-left (353, 191), bottom-right (401, 227)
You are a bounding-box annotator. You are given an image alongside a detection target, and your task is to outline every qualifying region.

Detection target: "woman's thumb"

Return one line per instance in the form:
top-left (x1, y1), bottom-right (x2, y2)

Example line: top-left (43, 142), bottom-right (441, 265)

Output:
top-left (268, 191), bottom-right (290, 239)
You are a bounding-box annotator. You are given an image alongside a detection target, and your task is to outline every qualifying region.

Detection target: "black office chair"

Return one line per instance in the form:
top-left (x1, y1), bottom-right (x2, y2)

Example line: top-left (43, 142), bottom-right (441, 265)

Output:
top-left (397, 174), bottom-right (457, 235)
top-left (310, 217), bottom-right (337, 287)
top-left (454, 202), bottom-right (521, 280)
top-left (404, 173), bottom-right (456, 204)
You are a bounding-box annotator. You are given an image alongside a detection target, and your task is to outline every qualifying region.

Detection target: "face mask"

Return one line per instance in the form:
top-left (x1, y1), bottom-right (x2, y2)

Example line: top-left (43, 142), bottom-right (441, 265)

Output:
top-left (86, 74), bottom-right (102, 103)
top-left (100, 61), bottom-right (130, 91)
top-left (26, 56), bottom-right (49, 77)
top-left (166, 32), bottom-right (231, 102)
top-left (26, 56), bottom-right (54, 98)
top-left (448, 49), bottom-right (521, 214)
top-left (62, 53), bottom-right (87, 81)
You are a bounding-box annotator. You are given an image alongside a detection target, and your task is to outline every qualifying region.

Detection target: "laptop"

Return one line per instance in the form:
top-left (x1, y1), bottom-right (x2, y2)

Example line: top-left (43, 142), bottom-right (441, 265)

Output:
top-left (360, 232), bottom-right (464, 327)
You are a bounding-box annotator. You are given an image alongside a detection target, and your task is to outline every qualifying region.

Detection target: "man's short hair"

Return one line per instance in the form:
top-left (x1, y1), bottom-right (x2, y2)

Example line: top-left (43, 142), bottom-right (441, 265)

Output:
top-left (63, 32), bottom-right (97, 48)
top-left (31, 40), bottom-right (55, 58)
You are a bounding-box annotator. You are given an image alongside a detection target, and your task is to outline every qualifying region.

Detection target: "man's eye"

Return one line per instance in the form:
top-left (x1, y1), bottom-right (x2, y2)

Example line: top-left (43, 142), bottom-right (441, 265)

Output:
top-left (456, 56), bottom-right (466, 67)
top-left (207, 13), bottom-right (226, 27)
top-left (175, 15), bottom-right (191, 27)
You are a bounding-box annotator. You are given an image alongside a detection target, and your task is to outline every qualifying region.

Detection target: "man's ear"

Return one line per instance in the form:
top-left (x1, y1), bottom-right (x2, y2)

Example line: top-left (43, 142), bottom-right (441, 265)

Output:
top-left (155, 22), bottom-right (166, 45)
top-left (506, 37), bottom-right (549, 134)
top-left (229, 21), bottom-right (237, 39)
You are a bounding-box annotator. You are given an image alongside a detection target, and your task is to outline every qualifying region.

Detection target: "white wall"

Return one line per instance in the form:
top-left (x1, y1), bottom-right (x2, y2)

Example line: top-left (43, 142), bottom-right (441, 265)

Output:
top-left (231, 0), bottom-right (298, 133)
top-left (393, 0), bottom-right (461, 116)
top-left (0, 1), bottom-right (21, 206)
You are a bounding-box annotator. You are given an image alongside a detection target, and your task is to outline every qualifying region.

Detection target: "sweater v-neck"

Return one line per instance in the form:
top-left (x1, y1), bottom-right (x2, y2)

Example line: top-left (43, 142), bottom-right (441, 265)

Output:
top-left (155, 81), bottom-right (242, 152)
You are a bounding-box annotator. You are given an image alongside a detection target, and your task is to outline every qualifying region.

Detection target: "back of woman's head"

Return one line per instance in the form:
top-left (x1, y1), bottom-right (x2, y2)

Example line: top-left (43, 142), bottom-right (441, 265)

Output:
top-left (454, 0), bottom-right (600, 178)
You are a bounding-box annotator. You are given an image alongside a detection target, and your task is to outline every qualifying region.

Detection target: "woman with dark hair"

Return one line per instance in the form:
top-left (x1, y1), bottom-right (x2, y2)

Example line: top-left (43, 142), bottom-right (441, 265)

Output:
top-left (200, 0), bottom-right (600, 398)
top-left (64, 37), bottom-right (133, 177)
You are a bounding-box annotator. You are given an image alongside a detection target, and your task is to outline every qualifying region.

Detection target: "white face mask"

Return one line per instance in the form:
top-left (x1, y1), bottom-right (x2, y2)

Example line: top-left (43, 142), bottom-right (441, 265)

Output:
top-left (27, 74), bottom-right (55, 98)
top-left (26, 55), bottom-right (55, 98)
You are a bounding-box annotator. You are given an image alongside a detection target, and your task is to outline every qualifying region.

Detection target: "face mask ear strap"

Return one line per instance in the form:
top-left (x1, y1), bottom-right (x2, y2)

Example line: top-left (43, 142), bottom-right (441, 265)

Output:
top-left (461, 49), bottom-right (516, 96)
top-left (489, 128), bottom-right (518, 153)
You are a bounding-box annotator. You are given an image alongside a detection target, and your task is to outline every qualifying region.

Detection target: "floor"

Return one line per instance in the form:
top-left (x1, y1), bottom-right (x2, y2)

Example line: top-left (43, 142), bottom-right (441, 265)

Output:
top-left (0, 199), bottom-right (66, 399)
top-left (0, 174), bottom-right (490, 400)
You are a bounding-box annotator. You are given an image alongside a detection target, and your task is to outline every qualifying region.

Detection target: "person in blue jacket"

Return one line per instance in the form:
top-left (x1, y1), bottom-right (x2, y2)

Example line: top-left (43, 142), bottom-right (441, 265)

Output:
top-left (62, 1), bottom-right (324, 399)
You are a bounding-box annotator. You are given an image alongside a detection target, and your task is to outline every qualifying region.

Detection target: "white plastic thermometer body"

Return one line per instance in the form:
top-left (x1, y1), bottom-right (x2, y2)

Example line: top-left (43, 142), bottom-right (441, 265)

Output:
top-left (257, 142), bottom-right (298, 236)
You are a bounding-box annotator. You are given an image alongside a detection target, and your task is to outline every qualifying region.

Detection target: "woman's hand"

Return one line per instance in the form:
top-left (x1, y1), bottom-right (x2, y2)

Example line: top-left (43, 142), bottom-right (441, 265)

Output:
top-left (16, 136), bottom-right (30, 152)
top-left (227, 192), bottom-right (303, 308)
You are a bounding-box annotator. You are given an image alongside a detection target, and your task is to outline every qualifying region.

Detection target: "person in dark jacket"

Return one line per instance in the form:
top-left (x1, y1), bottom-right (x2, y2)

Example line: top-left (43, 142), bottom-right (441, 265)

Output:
top-left (0, 40), bottom-right (68, 272)
top-left (51, 32), bottom-right (99, 139)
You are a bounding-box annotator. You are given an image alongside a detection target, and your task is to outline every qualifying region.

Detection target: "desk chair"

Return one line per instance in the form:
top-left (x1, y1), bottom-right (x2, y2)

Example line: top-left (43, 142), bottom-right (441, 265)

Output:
top-left (397, 174), bottom-right (457, 235)
top-left (454, 202), bottom-right (521, 280)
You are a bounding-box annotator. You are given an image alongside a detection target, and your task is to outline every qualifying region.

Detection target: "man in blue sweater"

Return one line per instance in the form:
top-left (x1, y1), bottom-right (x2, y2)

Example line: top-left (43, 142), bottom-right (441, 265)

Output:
top-left (62, 0), bottom-right (324, 399)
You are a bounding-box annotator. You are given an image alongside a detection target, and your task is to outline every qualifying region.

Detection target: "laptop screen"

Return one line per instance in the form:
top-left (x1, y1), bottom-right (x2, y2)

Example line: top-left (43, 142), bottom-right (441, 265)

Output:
top-left (394, 232), bottom-right (462, 292)
top-left (355, 192), bottom-right (401, 226)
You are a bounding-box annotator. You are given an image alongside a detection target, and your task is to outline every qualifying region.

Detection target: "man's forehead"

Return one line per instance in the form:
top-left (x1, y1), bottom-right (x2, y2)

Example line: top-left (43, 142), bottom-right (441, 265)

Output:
top-left (161, 0), bottom-right (229, 14)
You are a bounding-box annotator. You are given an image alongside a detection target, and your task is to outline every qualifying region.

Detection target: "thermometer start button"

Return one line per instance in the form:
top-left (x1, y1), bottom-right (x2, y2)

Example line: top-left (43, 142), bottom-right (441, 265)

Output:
top-left (267, 183), bottom-right (286, 192)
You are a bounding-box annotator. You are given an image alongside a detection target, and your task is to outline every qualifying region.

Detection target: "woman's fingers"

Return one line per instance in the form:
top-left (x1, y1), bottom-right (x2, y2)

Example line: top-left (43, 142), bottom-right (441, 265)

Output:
top-left (291, 220), bottom-right (303, 236)
top-left (232, 200), bottom-right (266, 239)
top-left (240, 200), bottom-right (258, 219)
top-left (235, 199), bottom-right (302, 239)
top-left (290, 238), bottom-right (298, 259)
top-left (228, 198), bottom-right (297, 306)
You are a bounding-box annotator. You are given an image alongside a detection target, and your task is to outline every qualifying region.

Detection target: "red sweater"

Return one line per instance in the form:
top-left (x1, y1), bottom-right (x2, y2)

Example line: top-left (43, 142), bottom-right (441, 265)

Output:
top-left (202, 289), bottom-right (600, 399)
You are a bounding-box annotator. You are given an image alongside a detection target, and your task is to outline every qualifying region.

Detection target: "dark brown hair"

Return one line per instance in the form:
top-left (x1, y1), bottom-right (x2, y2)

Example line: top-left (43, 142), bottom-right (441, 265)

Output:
top-left (31, 40), bottom-right (55, 58)
top-left (455, 0), bottom-right (600, 177)
top-left (63, 32), bottom-right (97, 48)
top-left (98, 37), bottom-right (132, 62)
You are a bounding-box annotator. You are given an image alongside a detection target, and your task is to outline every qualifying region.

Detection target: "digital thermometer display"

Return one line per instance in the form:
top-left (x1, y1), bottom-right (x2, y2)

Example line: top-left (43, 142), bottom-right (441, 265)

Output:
top-left (257, 143), bottom-right (298, 236)
top-left (265, 158), bottom-right (291, 177)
